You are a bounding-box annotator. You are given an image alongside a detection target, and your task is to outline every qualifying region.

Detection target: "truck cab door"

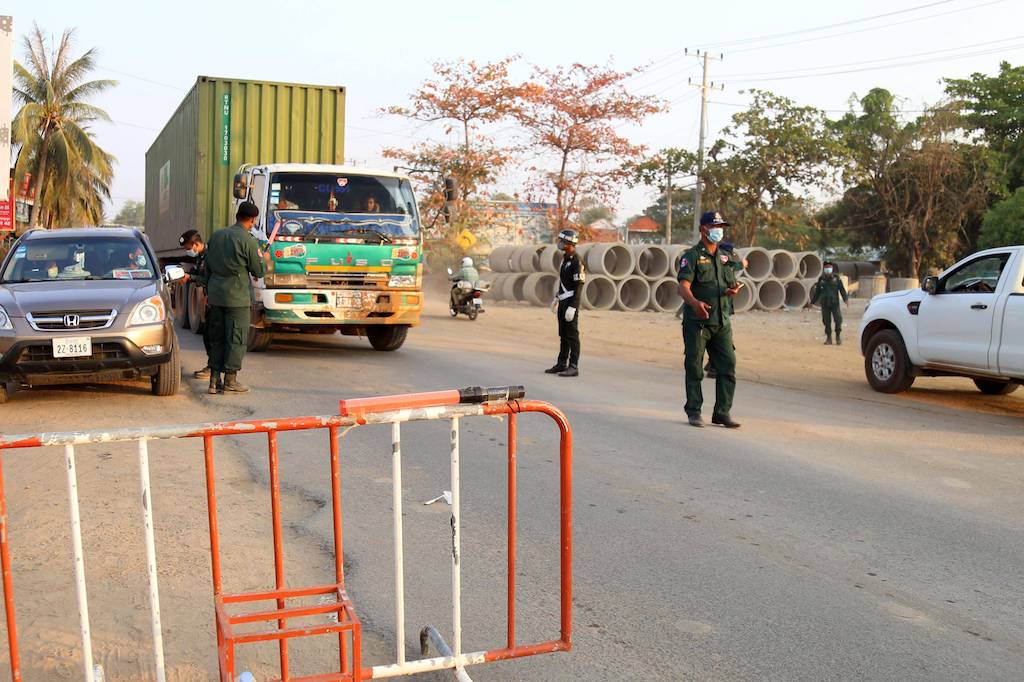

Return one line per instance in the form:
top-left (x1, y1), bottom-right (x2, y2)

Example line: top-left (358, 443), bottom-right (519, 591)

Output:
top-left (916, 252), bottom-right (1011, 369)
top-left (249, 171), bottom-right (268, 236)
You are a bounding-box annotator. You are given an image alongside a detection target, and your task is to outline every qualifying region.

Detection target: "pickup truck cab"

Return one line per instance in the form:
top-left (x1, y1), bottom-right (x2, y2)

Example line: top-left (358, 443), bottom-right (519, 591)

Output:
top-left (858, 245), bottom-right (1024, 394)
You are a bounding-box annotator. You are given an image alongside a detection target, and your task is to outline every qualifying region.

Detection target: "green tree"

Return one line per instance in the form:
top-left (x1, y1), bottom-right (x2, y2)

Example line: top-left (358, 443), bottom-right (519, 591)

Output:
top-left (113, 199), bottom-right (144, 225)
top-left (13, 25), bottom-right (116, 227)
top-left (624, 148), bottom-right (694, 243)
top-left (978, 187), bottom-right (1024, 248)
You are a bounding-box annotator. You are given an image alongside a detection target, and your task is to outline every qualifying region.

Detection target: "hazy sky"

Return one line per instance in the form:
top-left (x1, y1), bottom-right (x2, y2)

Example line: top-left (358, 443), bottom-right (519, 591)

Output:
top-left (10, 0), bottom-right (1024, 221)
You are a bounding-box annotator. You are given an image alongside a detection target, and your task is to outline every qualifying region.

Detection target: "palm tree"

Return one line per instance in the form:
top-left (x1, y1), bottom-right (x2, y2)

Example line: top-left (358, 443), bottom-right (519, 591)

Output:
top-left (12, 25), bottom-right (116, 228)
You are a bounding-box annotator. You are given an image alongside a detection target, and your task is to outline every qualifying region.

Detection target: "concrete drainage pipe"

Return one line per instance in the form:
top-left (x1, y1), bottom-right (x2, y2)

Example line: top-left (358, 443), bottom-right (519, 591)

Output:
top-left (582, 274), bottom-right (617, 310)
top-left (784, 279), bottom-right (809, 308)
top-left (666, 245), bottom-right (687, 276)
top-left (615, 276), bottom-right (652, 312)
top-left (733, 277), bottom-right (756, 313)
top-left (485, 274), bottom-right (508, 301)
top-left (522, 272), bottom-right (558, 306)
top-left (585, 243), bottom-right (636, 279)
top-left (770, 249), bottom-right (799, 280)
top-left (631, 245), bottom-right (671, 280)
top-left (796, 252), bottom-right (823, 279)
top-left (516, 245), bottom-right (545, 272)
top-left (737, 247), bottom-right (772, 281)
top-left (649, 277), bottom-right (683, 312)
top-left (755, 278), bottom-right (786, 310)
top-left (500, 273), bottom-right (530, 302)
top-left (801, 278), bottom-right (818, 302)
top-left (539, 245), bottom-right (562, 273)
top-left (488, 245), bottom-right (517, 273)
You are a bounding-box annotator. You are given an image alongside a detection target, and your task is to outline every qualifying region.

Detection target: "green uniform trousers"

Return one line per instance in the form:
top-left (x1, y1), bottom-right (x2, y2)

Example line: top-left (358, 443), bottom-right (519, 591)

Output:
top-left (821, 301), bottom-right (843, 336)
top-left (683, 321), bottom-right (736, 418)
top-left (207, 305), bottom-right (251, 373)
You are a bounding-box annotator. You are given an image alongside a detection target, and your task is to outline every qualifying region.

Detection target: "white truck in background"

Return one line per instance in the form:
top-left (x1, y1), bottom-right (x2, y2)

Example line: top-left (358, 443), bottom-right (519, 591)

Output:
top-left (858, 246), bottom-right (1024, 394)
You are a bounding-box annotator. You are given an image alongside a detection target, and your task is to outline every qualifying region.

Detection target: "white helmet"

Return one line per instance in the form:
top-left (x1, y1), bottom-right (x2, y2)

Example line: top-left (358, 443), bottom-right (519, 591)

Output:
top-left (462, 256), bottom-right (474, 267)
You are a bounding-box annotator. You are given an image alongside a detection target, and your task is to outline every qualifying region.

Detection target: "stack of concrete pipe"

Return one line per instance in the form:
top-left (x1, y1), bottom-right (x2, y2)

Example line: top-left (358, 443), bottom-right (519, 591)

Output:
top-left (486, 243), bottom-right (825, 314)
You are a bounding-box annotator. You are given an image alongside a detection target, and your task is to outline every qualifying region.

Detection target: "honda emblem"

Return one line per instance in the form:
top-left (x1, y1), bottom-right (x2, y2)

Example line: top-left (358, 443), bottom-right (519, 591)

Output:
top-left (63, 314), bottom-right (80, 328)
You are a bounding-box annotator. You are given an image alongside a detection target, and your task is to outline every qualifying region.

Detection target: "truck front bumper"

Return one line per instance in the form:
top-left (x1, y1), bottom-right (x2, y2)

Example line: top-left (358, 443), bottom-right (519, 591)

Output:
top-left (258, 288), bottom-right (422, 326)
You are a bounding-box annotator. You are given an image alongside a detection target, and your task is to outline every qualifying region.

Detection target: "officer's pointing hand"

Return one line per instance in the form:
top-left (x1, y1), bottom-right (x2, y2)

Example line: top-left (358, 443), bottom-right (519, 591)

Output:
top-left (564, 306), bottom-right (576, 323)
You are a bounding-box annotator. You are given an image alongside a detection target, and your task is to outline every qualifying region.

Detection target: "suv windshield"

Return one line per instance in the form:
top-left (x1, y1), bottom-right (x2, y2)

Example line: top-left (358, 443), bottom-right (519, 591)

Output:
top-left (0, 235), bottom-right (156, 283)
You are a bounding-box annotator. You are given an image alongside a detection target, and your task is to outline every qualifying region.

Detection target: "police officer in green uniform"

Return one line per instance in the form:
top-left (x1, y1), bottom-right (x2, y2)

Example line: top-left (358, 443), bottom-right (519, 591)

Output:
top-left (204, 201), bottom-right (268, 394)
top-left (545, 228), bottom-right (584, 377)
top-left (677, 211), bottom-right (743, 428)
top-left (179, 229), bottom-right (213, 379)
top-left (810, 260), bottom-right (849, 345)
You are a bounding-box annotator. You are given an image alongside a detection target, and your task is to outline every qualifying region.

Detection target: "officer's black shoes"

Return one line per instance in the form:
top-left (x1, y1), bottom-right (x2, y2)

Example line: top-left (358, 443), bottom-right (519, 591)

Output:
top-left (208, 372), bottom-right (221, 395)
top-left (687, 414), bottom-right (705, 428)
top-left (222, 373), bottom-right (251, 393)
top-left (836, 332), bottom-right (842, 346)
top-left (545, 364), bottom-right (567, 374)
top-left (558, 366), bottom-right (579, 377)
top-left (825, 335), bottom-right (833, 345)
top-left (193, 366), bottom-right (211, 379)
top-left (712, 414), bottom-right (742, 429)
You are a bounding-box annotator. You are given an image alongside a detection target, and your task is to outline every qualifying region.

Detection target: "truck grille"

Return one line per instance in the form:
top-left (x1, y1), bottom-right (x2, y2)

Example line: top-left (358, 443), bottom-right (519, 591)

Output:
top-left (307, 273), bottom-right (388, 289)
top-left (27, 309), bottom-right (117, 331)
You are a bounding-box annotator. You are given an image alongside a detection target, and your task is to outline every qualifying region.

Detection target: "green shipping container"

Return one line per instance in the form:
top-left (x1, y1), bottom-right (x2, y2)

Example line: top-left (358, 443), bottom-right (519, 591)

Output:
top-left (145, 75), bottom-right (346, 255)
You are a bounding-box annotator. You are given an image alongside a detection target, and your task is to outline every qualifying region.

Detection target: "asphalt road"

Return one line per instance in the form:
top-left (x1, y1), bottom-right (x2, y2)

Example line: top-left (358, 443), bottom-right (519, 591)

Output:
top-left (159, 308), bottom-right (1024, 682)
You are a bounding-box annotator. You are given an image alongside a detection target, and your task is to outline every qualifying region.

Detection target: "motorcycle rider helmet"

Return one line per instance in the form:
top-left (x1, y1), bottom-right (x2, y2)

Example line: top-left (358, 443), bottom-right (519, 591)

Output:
top-left (462, 256), bottom-right (474, 267)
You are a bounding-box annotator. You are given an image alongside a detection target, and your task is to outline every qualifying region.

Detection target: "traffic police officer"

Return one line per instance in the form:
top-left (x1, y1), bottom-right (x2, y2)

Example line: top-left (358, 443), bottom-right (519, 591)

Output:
top-left (204, 201), bottom-right (268, 394)
top-left (810, 260), bottom-right (849, 345)
top-left (677, 211), bottom-right (743, 428)
top-left (545, 229), bottom-right (584, 377)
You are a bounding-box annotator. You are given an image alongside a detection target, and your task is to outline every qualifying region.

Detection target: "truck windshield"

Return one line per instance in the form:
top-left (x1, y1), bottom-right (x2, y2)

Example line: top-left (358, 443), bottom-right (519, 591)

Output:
top-left (1, 236), bottom-right (156, 283)
top-left (268, 173), bottom-right (418, 219)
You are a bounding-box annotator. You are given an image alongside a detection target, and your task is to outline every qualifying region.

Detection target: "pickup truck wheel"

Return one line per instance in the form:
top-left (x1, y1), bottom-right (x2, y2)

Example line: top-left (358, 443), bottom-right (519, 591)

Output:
top-left (151, 339), bottom-right (181, 397)
top-left (367, 325), bottom-right (408, 351)
top-left (248, 325), bottom-right (273, 352)
top-left (865, 329), bottom-right (915, 393)
top-left (973, 378), bottom-right (1020, 395)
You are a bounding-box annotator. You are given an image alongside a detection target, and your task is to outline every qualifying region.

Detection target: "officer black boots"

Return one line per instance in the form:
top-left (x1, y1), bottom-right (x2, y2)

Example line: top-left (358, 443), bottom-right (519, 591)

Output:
top-left (544, 364), bottom-right (566, 374)
top-left (836, 331), bottom-right (842, 346)
top-left (208, 371), bottom-right (221, 395)
top-left (222, 373), bottom-right (251, 393)
top-left (825, 334), bottom-right (833, 345)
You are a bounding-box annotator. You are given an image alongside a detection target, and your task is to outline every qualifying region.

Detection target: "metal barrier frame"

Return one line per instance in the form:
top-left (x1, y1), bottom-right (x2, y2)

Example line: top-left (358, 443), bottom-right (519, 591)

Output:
top-left (0, 389), bottom-right (572, 681)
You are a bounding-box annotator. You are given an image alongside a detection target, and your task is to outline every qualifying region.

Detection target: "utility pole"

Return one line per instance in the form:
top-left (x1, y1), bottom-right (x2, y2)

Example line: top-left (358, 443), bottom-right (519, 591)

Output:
top-left (687, 49), bottom-right (724, 245)
top-left (665, 168), bottom-right (672, 245)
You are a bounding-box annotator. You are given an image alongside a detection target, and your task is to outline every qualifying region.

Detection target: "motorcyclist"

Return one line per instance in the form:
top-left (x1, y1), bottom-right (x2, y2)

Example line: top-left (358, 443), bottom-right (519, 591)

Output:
top-left (450, 256), bottom-right (480, 308)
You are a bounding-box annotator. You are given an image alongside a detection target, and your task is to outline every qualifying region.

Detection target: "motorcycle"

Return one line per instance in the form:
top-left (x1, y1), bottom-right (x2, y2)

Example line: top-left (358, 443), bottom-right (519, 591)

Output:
top-left (447, 268), bottom-right (489, 321)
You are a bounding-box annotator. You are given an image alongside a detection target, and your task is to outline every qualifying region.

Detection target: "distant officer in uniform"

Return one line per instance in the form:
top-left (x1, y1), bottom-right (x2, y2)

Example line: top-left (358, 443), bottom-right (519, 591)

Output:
top-left (810, 260), bottom-right (849, 345)
top-left (677, 211), bottom-right (743, 428)
top-left (204, 201), bottom-right (268, 394)
top-left (545, 228), bottom-right (584, 377)
top-left (178, 229), bottom-right (212, 379)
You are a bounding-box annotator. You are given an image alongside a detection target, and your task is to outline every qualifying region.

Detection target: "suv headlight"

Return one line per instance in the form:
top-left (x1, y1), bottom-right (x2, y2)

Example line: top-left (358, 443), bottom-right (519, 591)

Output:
top-left (129, 295), bottom-right (166, 326)
top-left (0, 305), bottom-right (12, 331)
top-left (388, 275), bottom-right (416, 288)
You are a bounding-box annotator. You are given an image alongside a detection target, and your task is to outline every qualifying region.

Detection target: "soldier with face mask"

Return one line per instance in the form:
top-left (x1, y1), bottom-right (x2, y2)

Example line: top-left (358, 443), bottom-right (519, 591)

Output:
top-left (179, 229), bottom-right (213, 378)
top-left (810, 260), bottom-right (849, 345)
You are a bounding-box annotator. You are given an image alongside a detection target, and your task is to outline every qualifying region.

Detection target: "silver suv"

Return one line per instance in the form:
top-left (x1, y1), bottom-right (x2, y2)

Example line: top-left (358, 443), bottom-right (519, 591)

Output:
top-left (0, 227), bottom-right (185, 403)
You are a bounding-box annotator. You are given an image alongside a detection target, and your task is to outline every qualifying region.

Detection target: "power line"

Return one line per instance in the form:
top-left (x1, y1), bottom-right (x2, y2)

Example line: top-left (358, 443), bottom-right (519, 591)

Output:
top-left (95, 66), bottom-right (188, 91)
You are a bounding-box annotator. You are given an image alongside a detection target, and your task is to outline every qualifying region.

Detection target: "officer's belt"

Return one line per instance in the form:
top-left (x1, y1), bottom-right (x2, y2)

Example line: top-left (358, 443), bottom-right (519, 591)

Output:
top-left (557, 290), bottom-right (575, 301)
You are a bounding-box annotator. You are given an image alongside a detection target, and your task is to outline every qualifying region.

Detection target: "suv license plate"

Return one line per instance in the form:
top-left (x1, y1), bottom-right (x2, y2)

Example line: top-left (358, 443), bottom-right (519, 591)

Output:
top-left (334, 292), bottom-right (362, 309)
top-left (53, 337), bottom-right (92, 358)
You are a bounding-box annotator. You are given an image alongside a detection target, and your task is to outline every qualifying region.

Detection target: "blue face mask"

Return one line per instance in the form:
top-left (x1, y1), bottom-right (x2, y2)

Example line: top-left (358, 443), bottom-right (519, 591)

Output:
top-left (707, 227), bottom-right (724, 243)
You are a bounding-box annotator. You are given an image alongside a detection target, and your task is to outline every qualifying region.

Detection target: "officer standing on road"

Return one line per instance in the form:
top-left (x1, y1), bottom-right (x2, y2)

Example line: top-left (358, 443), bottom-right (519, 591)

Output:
top-left (810, 260), bottom-right (849, 345)
top-left (204, 201), bottom-right (268, 394)
top-left (178, 229), bottom-right (213, 379)
top-left (545, 228), bottom-right (584, 377)
top-left (678, 211), bottom-right (743, 428)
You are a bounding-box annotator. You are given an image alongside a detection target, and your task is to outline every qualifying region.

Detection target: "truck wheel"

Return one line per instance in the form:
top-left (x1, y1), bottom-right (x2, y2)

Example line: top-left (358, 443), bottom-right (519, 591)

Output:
top-left (178, 282), bottom-right (191, 329)
top-left (973, 378), bottom-right (1020, 395)
top-left (864, 329), bottom-right (915, 393)
top-left (367, 325), bottom-right (408, 351)
top-left (152, 338), bottom-right (181, 397)
top-left (0, 382), bottom-right (8, 405)
top-left (248, 325), bottom-right (273, 352)
top-left (188, 285), bottom-right (204, 334)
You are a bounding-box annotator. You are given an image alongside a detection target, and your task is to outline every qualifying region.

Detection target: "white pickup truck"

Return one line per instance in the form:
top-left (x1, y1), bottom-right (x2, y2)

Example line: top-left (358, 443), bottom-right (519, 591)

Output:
top-left (858, 245), bottom-right (1024, 394)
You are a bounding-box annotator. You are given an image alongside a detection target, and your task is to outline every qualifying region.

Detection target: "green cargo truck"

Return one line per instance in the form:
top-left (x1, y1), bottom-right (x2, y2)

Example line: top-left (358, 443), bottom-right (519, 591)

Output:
top-left (145, 76), bottom-right (423, 352)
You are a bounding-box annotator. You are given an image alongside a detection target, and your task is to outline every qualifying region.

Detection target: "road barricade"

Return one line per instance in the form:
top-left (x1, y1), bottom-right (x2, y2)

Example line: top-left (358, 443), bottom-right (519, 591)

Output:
top-left (0, 386), bottom-right (573, 681)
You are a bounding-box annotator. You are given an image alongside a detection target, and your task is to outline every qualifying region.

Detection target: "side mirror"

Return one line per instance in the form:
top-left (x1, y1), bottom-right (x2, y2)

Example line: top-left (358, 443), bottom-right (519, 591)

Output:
top-left (232, 173), bottom-right (249, 200)
top-left (164, 265), bottom-right (186, 283)
top-left (922, 276), bottom-right (938, 295)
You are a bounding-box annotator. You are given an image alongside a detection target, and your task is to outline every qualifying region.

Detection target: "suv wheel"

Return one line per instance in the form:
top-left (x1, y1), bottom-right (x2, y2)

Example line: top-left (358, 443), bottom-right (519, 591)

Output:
top-left (973, 378), bottom-right (1020, 395)
top-left (152, 339), bottom-right (181, 396)
top-left (864, 329), bottom-right (915, 393)
top-left (367, 325), bottom-right (408, 351)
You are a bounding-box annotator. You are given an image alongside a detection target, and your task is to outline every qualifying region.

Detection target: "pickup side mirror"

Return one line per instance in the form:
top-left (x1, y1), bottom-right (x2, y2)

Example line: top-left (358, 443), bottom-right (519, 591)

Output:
top-left (164, 265), bottom-right (186, 283)
top-left (922, 276), bottom-right (939, 295)
top-left (232, 173), bottom-right (249, 200)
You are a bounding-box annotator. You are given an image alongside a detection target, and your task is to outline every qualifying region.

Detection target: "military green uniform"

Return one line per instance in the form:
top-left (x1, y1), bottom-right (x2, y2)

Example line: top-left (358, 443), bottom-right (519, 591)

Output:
top-left (810, 273), bottom-right (849, 340)
top-left (204, 223), bottom-right (266, 373)
top-left (189, 250), bottom-right (213, 358)
top-left (677, 242), bottom-right (738, 419)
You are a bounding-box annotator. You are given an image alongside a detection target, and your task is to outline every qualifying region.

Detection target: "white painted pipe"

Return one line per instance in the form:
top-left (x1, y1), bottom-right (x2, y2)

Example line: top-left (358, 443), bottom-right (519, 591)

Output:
top-left (615, 276), bottom-right (651, 312)
top-left (770, 250), bottom-right (799, 280)
top-left (796, 252), bottom-right (823, 279)
top-left (630, 245), bottom-right (671, 280)
top-left (488, 245), bottom-right (517, 273)
top-left (137, 439), bottom-right (167, 682)
top-left (449, 417), bottom-right (463, 657)
top-left (585, 243), bottom-right (635, 279)
top-left (755, 278), bottom-right (786, 310)
top-left (522, 272), bottom-right (558, 306)
top-left (648, 277), bottom-right (682, 312)
top-left (392, 421), bottom-right (406, 665)
top-left (581, 274), bottom-right (617, 310)
top-left (733, 277), bottom-right (756, 313)
top-left (539, 245), bottom-right (562, 274)
top-left (737, 247), bottom-right (772, 281)
top-left (784, 279), bottom-right (809, 308)
top-left (65, 444), bottom-right (96, 682)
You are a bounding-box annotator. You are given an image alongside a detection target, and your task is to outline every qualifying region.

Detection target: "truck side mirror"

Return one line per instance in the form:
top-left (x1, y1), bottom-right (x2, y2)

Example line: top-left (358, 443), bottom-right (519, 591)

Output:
top-left (232, 173), bottom-right (249, 200)
top-left (922, 276), bottom-right (939, 294)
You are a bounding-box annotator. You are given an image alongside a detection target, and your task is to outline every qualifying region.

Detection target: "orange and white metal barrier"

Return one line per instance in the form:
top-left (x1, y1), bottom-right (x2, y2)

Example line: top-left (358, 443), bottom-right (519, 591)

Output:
top-left (0, 386), bottom-right (573, 681)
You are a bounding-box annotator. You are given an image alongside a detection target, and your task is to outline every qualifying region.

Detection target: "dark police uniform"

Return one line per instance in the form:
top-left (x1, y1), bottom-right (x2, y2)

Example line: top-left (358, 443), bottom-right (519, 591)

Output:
top-left (810, 272), bottom-right (849, 341)
top-left (188, 250), bottom-right (213, 359)
top-left (556, 251), bottom-right (584, 369)
top-left (205, 223), bottom-right (266, 374)
top-left (677, 241), bottom-right (738, 419)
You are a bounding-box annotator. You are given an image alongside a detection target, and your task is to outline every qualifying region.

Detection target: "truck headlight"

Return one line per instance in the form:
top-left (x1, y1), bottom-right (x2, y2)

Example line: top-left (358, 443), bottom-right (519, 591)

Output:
top-left (266, 273), bottom-right (307, 287)
top-left (0, 305), bottom-right (12, 331)
top-left (129, 296), bottom-right (166, 326)
top-left (388, 275), bottom-right (417, 288)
